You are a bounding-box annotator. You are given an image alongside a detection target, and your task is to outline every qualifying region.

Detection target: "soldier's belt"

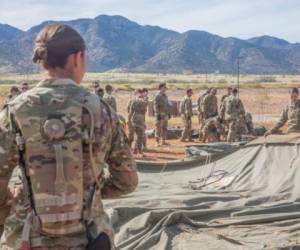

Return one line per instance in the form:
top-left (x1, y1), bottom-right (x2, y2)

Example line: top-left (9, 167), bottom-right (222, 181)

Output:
top-left (39, 210), bottom-right (82, 223)
top-left (35, 194), bottom-right (82, 208)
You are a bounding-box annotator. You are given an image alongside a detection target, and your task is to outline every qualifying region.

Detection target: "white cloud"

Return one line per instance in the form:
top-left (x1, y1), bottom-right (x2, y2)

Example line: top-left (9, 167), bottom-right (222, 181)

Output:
top-left (0, 0), bottom-right (299, 42)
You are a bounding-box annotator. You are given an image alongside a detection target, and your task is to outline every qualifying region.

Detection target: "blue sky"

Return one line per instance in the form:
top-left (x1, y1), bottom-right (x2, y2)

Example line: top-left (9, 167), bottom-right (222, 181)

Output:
top-left (0, 0), bottom-right (299, 42)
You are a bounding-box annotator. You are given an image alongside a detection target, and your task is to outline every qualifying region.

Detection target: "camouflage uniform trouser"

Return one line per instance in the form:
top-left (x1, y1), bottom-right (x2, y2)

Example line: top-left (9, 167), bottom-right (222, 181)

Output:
top-left (202, 118), bottom-right (222, 142)
top-left (155, 115), bottom-right (168, 141)
top-left (198, 113), bottom-right (204, 139)
top-left (227, 119), bottom-right (240, 142)
top-left (181, 116), bottom-right (192, 140)
top-left (127, 120), bottom-right (134, 146)
top-left (133, 126), bottom-right (145, 153)
top-left (143, 125), bottom-right (147, 148)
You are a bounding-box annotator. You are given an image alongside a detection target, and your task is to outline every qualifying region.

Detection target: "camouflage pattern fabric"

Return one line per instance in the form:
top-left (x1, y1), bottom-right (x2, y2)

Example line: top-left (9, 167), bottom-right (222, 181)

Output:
top-left (202, 94), bottom-right (218, 120)
top-left (220, 94), bottom-right (230, 119)
top-left (154, 92), bottom-right (169, 142)
top-left (180, 96), bottom-right (193, 141)
top-left (196, 92), bottom-right (208, 140)
top-left (270, 100), bottom-right (300, 133)
top-left (227, 119), bottom-right (241, 142)
top-left (127, 98), bottom-right (135, 146)
top-left (4, 94), bottom-right (19, 106)
top-left (0, 78), bottom-right (137, 250)
top-left (221, 94), bottom-right (230, 103)
top-left (197, 92), bottom-right (207, 124)
top-left (142, 96), bottom-right (149, 149)
top-left (224, 95), bottom-right (245, 142)
top-left (129, 97), bottom-right (147, 153)
top-left (238, 112), bottom-right (254, 136)
top-left (103, 94), bottom-right (117, 112)
top-left (202, 116), bottom-right (224, 142)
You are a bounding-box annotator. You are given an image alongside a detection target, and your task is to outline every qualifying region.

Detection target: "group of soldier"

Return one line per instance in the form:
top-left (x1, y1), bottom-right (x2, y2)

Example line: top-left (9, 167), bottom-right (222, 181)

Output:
top-left (91, 81), bottom-right (150, 156)
top-left (11, 78), bottom-right (299, 158)
top-left (179, 86), bottom-right (300, 142)
top-left (5, 82), bottom-right (29, 103)
top-left (91, 81), bottom-right (117, 112)
top-left (185, 86), bottom-right (252, 143)
top-left (90, 81), bottom-right (250, 152)
top-left (89, 81), bottom-right (254, 156)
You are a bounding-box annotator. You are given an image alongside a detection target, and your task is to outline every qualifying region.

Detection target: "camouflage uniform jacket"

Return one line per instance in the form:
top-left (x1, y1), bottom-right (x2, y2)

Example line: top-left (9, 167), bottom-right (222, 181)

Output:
top-left (202, 94), bottom-right (218, 119)
top-left (221, 94), bottom-right (230, 103)
top-left (270, 100), bottom-right (300, 133)
top-left (180, 96), bottom-right (193, 119)
top-left (127, 97), bottom-right (135, 119)
top-left (0, 78), bottom-right (137, 249)
top-left (4, 94), bottom-right (19, 105)
top-left (220, 95), bottom-right (230, 119)
top-left (197, 92), bottom-right (208, 114)
top-left (103, 94), bottom-right (117, 112)
top-left (143, 96), bottom-right (149, 106)
top-left (154, 92), bottom-right (169, 118)
top-left (224, 95), bottom-right (245, 121)
top-left (129, 97), bottom-right (147, 128)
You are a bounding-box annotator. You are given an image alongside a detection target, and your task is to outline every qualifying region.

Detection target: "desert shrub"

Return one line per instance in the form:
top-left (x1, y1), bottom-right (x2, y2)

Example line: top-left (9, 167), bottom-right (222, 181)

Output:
top-left (218, 79), bottom-right (227, 84)
top-left (257, 76), bottom-right (277, 83)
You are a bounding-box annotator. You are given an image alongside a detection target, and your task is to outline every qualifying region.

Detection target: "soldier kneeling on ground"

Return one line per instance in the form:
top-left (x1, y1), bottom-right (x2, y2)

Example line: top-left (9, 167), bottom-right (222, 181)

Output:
top-left (201, 116), bottom-right (225, 143)
top-left (265, 87), bottom-right (300, 136)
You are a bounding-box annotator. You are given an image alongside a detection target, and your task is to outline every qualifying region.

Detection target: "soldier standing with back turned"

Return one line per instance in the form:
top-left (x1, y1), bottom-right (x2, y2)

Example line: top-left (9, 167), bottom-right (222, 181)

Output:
top-left (224, 88), bottom-right (245, 142)
top-left (202, 88), bottom-right (218, 120)
top-left (197, 88), bottom-right (211, 141)
top-left (0, 24), bottom-right (137, 250)
top-left (220, 87), bottom-right (232, 119)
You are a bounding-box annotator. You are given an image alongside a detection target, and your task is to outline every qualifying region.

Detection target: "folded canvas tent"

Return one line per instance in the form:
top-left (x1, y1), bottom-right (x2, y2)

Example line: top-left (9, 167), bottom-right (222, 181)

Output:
top-left (105, 133), bottom-right (300, 249)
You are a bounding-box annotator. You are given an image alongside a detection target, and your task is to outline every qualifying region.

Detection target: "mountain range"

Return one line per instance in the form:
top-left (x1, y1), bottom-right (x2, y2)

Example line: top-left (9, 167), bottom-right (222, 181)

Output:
top-left (0, 15), bottom-right (300, 74)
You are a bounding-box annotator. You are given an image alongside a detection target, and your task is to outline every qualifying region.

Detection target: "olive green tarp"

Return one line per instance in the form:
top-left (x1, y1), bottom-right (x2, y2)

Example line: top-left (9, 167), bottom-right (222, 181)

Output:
top-left (105, 134), bottom-right (300, 249)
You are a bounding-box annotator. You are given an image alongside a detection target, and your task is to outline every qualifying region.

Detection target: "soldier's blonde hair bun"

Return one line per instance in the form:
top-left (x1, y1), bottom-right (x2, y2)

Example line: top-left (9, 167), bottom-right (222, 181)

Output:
top-left (32, 43), bottom-right (48, 63)
top-left (32, 24), bottom-right (86, 69)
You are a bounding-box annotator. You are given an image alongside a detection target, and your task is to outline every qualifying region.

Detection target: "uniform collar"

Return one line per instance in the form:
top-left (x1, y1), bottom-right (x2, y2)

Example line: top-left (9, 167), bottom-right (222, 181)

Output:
top-left (36, 78), bottom-right (78, 87)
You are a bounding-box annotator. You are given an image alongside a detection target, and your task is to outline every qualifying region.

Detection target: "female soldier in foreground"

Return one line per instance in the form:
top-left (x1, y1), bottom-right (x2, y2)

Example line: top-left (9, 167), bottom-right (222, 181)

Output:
top-left (0, 24), bottom-right (138, 250)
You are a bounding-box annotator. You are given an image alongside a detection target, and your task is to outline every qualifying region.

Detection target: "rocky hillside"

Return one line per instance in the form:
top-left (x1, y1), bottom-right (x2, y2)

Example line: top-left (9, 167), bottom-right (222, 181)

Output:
top-left (0, 15), bottom-right (299, 74)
